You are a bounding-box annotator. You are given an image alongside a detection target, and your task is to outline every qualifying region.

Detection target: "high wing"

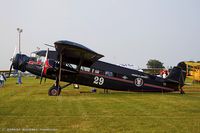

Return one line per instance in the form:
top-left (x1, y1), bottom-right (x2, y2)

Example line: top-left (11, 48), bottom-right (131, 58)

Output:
top-left (54, 40), bottom-right (104, 67)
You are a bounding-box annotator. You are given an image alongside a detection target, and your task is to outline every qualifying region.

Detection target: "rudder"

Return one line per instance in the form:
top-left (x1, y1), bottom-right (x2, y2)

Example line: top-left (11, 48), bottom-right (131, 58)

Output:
top-left (166, 62), bottom-right (187, 88)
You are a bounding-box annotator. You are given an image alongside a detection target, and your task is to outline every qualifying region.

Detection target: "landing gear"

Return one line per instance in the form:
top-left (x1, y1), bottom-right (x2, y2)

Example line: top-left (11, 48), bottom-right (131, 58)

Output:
top-left (48, 52), bottom-right (76, 96)
top-left (180, 87), bottom-right (185, 94)
top-left (48, 83), bottom-right (72, 96)
top-left (48, 52), bottom-right (62, 96)
top-left (48, 85), bottom-right (61, 96)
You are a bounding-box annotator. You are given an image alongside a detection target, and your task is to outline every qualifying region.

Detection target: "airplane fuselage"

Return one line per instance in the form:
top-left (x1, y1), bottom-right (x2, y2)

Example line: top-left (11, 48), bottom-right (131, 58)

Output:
top-left (26, 60), bottom-right (179, 92)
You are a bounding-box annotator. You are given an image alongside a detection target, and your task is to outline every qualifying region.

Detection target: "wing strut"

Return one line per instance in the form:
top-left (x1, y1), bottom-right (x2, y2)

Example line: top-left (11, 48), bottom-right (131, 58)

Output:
top-left (76, 54), bottom-right (84, 72)
top-left (48, 52), bottom-right (86, 96)
top-left (58, 53), bottom-right (62, 88)
top-left (55, 52), bottom-right (63, 93)
top-left (48, 52), bottom-right (74, 96)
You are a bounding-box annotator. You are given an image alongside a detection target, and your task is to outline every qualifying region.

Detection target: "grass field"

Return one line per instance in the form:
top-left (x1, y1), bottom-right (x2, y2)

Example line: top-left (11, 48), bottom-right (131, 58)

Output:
top-left (0, 77), bottom-right (200, 133)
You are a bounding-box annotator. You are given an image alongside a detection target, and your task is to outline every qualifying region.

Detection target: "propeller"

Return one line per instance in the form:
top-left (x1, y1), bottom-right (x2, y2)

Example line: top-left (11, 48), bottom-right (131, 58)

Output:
top-left (8, 64), bottom-right (13, 78)
top-left (8, 46), bottom-right (17, 77)
top-left (40, 48), bottom-right (49, 84)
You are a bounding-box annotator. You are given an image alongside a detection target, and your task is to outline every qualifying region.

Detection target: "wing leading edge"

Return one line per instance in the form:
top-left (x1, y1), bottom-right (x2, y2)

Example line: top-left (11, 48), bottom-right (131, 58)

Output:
top-left (54, 40), bottom-right (104, 67)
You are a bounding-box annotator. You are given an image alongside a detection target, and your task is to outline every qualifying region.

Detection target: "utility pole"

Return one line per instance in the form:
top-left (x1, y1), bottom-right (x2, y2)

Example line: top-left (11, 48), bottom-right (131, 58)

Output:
top-left (17, 28), bottom-right (23, 84)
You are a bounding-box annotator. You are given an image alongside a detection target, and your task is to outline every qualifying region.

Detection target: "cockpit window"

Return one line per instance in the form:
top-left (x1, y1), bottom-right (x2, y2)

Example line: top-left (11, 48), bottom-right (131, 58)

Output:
top-left (30, 53), bottom-right (45, 64)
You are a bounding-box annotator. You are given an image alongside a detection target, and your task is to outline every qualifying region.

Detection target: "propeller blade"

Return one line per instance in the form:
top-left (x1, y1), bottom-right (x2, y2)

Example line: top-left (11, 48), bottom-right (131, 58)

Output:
top-left (12, 46), bottom-right (17, 58)
top-left (8, 64), bottom-right (13, 78)
top-left (8, 45), bottom-right (18, 78)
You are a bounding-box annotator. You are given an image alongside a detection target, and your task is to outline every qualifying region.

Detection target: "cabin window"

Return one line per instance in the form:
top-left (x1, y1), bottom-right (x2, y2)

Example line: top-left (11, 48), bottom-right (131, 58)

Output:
top-left (81, 66), bottom-right (90, 72)
top-left (91, 69), bottom-right (105, 75)
top-left (105, 71), bottom-right (113, 77)
top-left (68, 64), bottom-right (77, 69)
top-left (94, 70), bottom-right (100, 74)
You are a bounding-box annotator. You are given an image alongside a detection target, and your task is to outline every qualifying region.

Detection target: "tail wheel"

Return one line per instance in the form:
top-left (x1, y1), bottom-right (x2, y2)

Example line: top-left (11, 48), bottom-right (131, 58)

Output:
top-left (48, 85), bottom-right (61, 96)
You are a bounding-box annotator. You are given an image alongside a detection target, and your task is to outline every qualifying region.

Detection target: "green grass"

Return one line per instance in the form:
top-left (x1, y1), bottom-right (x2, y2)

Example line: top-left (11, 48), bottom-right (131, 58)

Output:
top-left (0, 77), bottom-right (200, 133)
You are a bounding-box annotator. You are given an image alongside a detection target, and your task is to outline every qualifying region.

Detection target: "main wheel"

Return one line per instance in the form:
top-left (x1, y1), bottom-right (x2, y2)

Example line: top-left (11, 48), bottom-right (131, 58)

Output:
top-left (48, 85), bottom-right (61, 96)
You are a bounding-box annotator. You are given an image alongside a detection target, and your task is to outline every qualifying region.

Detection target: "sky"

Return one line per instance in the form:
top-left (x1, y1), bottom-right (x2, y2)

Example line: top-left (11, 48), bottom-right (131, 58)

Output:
top-left (0, 0), bottom-right (200, 70)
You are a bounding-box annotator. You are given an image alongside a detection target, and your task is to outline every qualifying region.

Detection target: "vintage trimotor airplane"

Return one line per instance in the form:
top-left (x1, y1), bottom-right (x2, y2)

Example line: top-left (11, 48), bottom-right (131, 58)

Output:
top-left (9, 40), bottom-right (187, 96)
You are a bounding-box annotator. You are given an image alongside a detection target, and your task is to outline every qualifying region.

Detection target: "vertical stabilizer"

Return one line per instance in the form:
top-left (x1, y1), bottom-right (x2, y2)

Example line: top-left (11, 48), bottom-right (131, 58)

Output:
top-left (166, 62), bottom-right (187, 88)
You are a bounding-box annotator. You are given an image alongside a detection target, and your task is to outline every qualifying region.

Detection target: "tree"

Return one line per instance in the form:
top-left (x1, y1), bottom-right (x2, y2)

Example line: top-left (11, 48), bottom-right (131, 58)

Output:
top-left (146, 59), bottom-right (165, 69)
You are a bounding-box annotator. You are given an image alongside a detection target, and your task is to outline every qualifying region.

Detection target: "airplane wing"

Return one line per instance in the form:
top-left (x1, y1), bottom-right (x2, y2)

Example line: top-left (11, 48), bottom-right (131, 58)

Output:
top-left (54, 40), bottom-right (104, 67)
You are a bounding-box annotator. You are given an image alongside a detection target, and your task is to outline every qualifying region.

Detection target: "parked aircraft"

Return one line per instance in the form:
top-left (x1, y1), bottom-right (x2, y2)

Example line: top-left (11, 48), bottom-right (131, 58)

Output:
top-left (185, 62), bottom-right (200, 81)
top-left (9, 40), bottom-right (187, 96)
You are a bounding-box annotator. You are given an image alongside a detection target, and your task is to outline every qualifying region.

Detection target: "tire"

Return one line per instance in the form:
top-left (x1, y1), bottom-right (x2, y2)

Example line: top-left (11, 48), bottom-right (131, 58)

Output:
top-left (48, 85), bottom-right (61, 96)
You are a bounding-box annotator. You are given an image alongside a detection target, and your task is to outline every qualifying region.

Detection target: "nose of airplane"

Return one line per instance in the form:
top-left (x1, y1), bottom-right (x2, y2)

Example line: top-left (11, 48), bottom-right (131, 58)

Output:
top-left (12, 54), bottom-right (30, 72)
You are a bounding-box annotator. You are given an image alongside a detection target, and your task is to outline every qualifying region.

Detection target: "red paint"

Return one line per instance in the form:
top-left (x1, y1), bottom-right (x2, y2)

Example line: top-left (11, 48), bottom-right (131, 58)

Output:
top-left (28, 60), bottom-right (42, 65)
top-left (43, 60), bottom-right (52, 76)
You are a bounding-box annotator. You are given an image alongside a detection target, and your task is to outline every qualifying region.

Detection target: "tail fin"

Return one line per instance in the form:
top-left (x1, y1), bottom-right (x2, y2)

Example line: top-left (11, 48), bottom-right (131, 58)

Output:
top-left (167, 62), bottom-right (187, 87)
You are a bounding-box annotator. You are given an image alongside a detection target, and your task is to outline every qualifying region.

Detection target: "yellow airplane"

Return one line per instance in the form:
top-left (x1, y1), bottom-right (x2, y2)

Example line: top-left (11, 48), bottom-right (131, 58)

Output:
top-left (185, 62), bottom-right (200, 81)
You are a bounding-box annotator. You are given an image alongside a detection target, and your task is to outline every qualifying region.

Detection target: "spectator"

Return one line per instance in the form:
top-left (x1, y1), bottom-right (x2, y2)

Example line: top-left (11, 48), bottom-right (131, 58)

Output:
top-left (0, 74), bottom-right (5, 87)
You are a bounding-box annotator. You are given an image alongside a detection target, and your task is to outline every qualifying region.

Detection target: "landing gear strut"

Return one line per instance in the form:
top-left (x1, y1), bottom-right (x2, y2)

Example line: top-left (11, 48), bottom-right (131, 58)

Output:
top-left (180, 87), bottom-right (185, 94)
top-left (48, 83), bottom-right (72, 96)
top-left (48, 85), bottom-right (61, 96)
